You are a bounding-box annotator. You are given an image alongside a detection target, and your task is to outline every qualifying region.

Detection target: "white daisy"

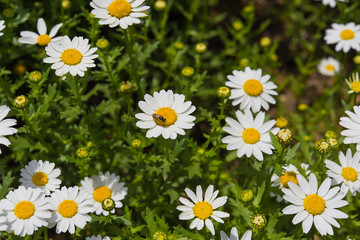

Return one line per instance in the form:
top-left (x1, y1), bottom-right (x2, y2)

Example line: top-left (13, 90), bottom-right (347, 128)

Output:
top-left (271, 163), bottom-right (310, 189)
top-left (225, 67), bottom-right (277, 113)
top-left (345, 72), bottom-right (360, 94)
top-left (90, 0), bottom-right (150, 29)
top-left (135, 89), bottom-right (196, 139)
top-left (19, 160), bottom-right (61, 195)
top-left (176, 185), bottom-right (230, 236)
top-left (43, 35), bottom-right (98, 77)
top-left (220, 228), bottom-right (252, 240)
top-left (221, 110), bottom-right (279, 161)
top-left (0, 210), bottom-right (6, 231)
top-left (325, 149), bottom-right (360, 196)
top-left (0, 105), bottom-right (18, 154)
top-left (80, 171), bottom-right (128, 216)
top-left (86, 235), bottom-right (111, 240)
top-left (282, 173), bottom-right (348, 236)
top-left (339, 105), bottom-right (360, 151)
top-left (48, 186), bottom-right (94, 234)
top-left (18, 18), bottom-right (63, 46)
top-left (1, 186), bottom-right (51, 237)
top-left (0, 20), bottom-right (5, 36)
top-left (324, 22), bottom-right (360, 53)
top-left (317, 57), bottom-right (340, 76)
top-left (318, 0), bottom-right (346, 8)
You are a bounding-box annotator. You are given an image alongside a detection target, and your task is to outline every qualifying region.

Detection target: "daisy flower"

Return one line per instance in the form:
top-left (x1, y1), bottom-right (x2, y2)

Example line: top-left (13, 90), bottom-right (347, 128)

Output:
top-left (0, 105), bottom-right (18, 154)
top-left (0, 20), bottom-right (5, 36)
top-left (177, 185), bottom-right (230, 235)
top-left (1, 186), bottom-right (51, 237)
top-left (80, 171), bottom-right (128, 216)
top-left (86, 235), bottom-right (111, 240)
top-left (90, 0), bottom-right (150, 29)
top-left (43, 35), bottom-right (98, 77)
top-left (225, 67), bottom-right (277, 113)
top-left (220, 228), bottom-right (252, 240)
top-left (18, 18), bottom-right (63, 46)
top-left (325, 149), bottom-right (360, 196)
top-left (324, 22), bottom-right (360, 53)
top-left (221, 110), bottom-right (279, 161)
top-left (48, 186), bottom-right (94, 234)
top-left (345, 72), bottom-right (360, 94)
top-left (135, 90), bottom-right (196, 139)
top-left (271, 163), bottom-right (310, 189)
top-left (339, 105), bottom-right (360, 151)
top-left (317, 57), bottom-right (340, 76)
top-left (282, 173), bottom-right (348, 236)
top-left (318, 0), bottom-right (346, 8)
top-left (19, 160), bottom-right (61, 195)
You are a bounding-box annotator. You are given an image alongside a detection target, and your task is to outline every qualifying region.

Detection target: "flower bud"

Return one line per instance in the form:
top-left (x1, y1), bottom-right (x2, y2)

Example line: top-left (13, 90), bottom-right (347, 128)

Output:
top-left (181, 67), bottom-right (194, 77)
top-left (28, 71), bottom-right (42, 83)
top-left (132, 139), bottom-right (141, 148)
top-left (120, 81), bottom-right (132, 92)
top-left (96, 38), bottom-right (110, 49)
top-left (154, 0), bottom-right (166, 11)
top-left (194, 43), bottom-right (207, 53)
top-left (76, 147), bottom-right (89, 158)
top-left (251, 214), bottom-right (267, 229)
top-left (241, 190), bottom-right (254, 203)
top-left (153, 231), bottom-right (167, 240)
top-left (315, 140), bottom-right (331, 155)
top-left (13, 95), bottom-right (29, 109)
top-left (101, 198), bottom-right (115, 211)
top-left (325, 130), bottom-right (336, 139)
top-left (260, 37), bottom-right (271, 47)
top-left (62, 0), bottom-right (71, 9)
top-left (277, 129), bottom-right (292, 145)
top-left (327, 138), bottom-right (339, 149)
top-left (275, 117), bottom-right (288, 128)
top-left (217, 86), bottom-right (231, 98)
top-left (232, 20), bottom-right (243, 30)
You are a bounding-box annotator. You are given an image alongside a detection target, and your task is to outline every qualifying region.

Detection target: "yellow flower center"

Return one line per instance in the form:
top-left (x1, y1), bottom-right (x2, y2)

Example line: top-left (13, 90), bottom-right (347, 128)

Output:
top-left (58, 200), bottom-right (78, 218)
top-left (193, 201), bottom-right (213, 220)
top-left (340, 29), bottom-right (355, 40)
top-left (342, 167), bottom-right (358, 182)
top-left (37, 34), bottom-right (51, 46)
top-left (242, 128), bottom-right (260, 144)
top-left (325, 64), bottom-right (335, 71)
top-left (351, 82), bottom-right (360, 93)
top-left (14, 201), bottom-right (35, 219)
top-left (60, 49), bottom-right (83, 65)
top-left (32, 171), bottom-right (49, 186)
top-left (280, 171), bottom-right (298, 188)
top-left (243, 79), bottom-right (263, 96)
top-left (93, 186), bottom-right (112, 203)
top-left (303, 194), bottom-right (325, 215)
top-left (108, 0), bottom-right (132, 19)
top-left (153, 107), bottom-right (177, 126)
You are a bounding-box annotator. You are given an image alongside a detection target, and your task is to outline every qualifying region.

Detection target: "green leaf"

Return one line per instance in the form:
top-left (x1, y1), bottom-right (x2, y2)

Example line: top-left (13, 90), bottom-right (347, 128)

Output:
top-left (253, 181), bottom-right (266, 207)
top-left (270, 132), bottom-right (282, 153)
top-left (60, 106), bottom-right (82, 119)
top-left (0, 171), bottom-right (15, 198)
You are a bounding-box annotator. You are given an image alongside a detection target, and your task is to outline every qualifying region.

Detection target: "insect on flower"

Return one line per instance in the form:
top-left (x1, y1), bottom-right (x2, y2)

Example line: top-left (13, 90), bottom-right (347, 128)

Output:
top-left (152, 114), bottom-right (166, 123)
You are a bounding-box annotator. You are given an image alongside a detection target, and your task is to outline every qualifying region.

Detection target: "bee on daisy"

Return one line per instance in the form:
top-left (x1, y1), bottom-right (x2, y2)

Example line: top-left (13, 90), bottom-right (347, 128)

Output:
top-left (325, 149), bottom-right (360, 196)
top-left (225, 67), bottom-right (277, 113)
top-left (135, 90), bottom-right (196, 139)
top-left (324, 22), bottom-right (360, 53)
top-left (19, 160), bottom-right (61, 195)
top-left (0, 20), bottom-right (5, 36)
top-left (177, 185), bottom-right (230, 235)
top-left (18, 18), bottom-right (63, 46)
top-left (90, 0), bottom-right (150, 29)
top-left (1, 186), bottom-right (51, 237)
top-left (80, 171), bottom-right (128, 216)
top-left (43, 35), bottom-right (98, 77)
top-left (282, 173), bottom-right (348, 236)
top-left (221, 110), bottom-right (279, 161)
top-left (0, 105), bottom-right (18, 154)
top-left (317, 57), bottom-right (340, 76)
top-left (48, 186), bottom-right (94, 234)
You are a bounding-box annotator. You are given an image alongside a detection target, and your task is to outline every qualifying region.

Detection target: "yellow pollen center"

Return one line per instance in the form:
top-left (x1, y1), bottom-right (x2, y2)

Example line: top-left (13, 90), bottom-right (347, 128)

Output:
top-left (242, 128), bottom-right (261, 144)
top-left (32, 171), bottom-right (49, 186)
top-left (60, 49), bottom-right (83, 65)
top-left (193, 201), bottom-right (213, 220)
top-left (303, 194), bottom-right (325, 215)
top-left (325, 64), bottom-right (335, 71)
top-left (280, 171), bottom-right (298, 188)
top-left (340, 29), bottom-right (355, 40)
top-left (153, 107), bottom-right (177, 126)
top-left (342, 167), bottom-right (358, 182)
top-left (93, 186), bottom-right (112, 202)
top-left (351, 82), bottom-right (360, 93)
top-left (243, 79), bottom-right (263, 96)
top-left (37, 34), bottom-right (51, 46)
top-left (108, 0), bottom-right (132, 18)
top-left (14, 201), bottom-right (35, 219)
top-left (58, 200), bottom-right (78, 218)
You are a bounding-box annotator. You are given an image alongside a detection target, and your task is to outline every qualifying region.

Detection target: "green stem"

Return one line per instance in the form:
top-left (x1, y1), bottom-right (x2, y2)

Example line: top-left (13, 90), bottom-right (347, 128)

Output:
top-left (44, 227), bottom-right (48, 240)
top-left (124, 29), bottom-right (138, 88)
top-left (72, 233), bottom-right (77, 240)
top-left (120, 94), bottom-right (132, 137)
